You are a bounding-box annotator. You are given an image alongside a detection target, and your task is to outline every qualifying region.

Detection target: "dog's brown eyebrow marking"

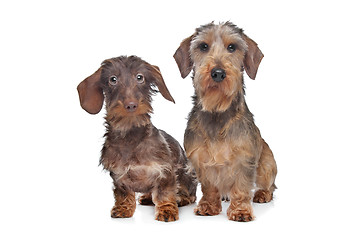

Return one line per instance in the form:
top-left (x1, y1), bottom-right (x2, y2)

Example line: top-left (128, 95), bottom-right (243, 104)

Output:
top-left (174, 22), bottom-right (277, 222)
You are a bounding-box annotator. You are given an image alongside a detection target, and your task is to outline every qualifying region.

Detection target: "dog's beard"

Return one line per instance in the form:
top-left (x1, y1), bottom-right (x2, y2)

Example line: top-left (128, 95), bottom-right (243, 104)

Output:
top-left (194, 71), bottom-right (241, 113)
top-left (106, 101), bottom-right (152, 132)
top-left (199, 89), bottom-right (234, 112)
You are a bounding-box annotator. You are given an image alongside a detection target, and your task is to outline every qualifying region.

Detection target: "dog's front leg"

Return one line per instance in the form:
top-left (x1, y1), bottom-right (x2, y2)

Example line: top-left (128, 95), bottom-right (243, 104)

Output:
top-left (194, 182), bottom-right (222, 216)
top-left (110, 175), bottom-right (136, 218)
top-left (227, 164), bottom-right (256, 222)
top-left (152, 174), bottom-right (179, 222)
top-left (227, 190), bottom-right (254, 222)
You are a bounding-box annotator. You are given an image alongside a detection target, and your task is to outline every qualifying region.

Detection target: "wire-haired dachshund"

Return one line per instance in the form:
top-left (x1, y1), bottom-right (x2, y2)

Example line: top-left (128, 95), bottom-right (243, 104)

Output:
top-left (173, 22), bottom-right (277, 221)
top-left (77, 56), bottom-right (197, 222)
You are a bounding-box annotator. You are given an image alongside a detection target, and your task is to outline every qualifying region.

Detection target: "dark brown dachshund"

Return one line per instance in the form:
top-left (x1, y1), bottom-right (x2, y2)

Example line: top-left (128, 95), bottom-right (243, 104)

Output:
top-left (174, 22), bottom-right (277, 221)
top-left (77, 56), bottom-right (197, 222)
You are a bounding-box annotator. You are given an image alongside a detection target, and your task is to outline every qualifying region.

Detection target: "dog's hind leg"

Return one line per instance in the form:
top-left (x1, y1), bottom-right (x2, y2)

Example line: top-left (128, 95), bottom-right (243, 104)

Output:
top-left (254, 140), bottom-right (277, 203)
top-left (138, 192), bottom-right (154, 205)
top-left (175, 160), bottom-right (198, 207)
top-left (176, 182), bottom-right (197, 207)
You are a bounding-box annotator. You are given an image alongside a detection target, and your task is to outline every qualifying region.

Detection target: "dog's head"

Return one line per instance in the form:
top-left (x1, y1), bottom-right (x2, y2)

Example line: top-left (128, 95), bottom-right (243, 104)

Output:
top-left (174, 22), bottom-right (263, 112)
top-left (77, 56), bottom-right (174, 118)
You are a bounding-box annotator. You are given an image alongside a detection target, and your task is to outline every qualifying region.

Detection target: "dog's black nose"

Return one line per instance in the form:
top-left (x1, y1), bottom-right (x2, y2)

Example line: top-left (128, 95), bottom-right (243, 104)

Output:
top-left (211, 68), bottom-right (226, 82)
top-left (125, 101), bottom-right (138, 112)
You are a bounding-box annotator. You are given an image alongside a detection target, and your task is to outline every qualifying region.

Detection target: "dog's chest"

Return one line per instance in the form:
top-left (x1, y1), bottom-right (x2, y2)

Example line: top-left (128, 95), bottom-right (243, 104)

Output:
top-left (117, 162), bottom-right (172, 192)
top-left (103, 146), bottom-right (170, 191)
top-left (190, 140), bottom-right (242, 166)
top-left (186, 138), bottom-right (258, 191)
top-left (101, 128), bottom-right (173, 192)
top-left (185, 111), bottom-right (261, 170)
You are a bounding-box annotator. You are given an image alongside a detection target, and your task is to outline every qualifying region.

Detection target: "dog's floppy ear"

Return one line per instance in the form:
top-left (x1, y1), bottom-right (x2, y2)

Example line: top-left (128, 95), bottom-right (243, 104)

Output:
top-left (243, 34), bottom-right (264, 80)
top-left (150, 65), bottom-right (175, 103)
top-left (77, 67), bottom-right (104, 114)
top-left (173, 34), bottom-right (194, 78)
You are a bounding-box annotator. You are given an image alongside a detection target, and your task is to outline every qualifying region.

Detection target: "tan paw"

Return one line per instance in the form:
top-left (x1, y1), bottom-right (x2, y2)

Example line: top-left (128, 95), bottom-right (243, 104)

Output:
top-left (227, 207), bottom-right (254, 222)
top-left (253, 189), bottom-right (273, 203)
top-left (111, 205), bottom-right (135, 218)
top-left (194, 201), bottom-right (222, 216)
top-left (155, 208), bottom-right (179, 222)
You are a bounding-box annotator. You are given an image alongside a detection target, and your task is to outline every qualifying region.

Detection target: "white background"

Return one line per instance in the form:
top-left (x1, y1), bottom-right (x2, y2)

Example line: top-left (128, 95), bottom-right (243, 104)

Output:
top-left (1, 0), bottom-right (359, 239)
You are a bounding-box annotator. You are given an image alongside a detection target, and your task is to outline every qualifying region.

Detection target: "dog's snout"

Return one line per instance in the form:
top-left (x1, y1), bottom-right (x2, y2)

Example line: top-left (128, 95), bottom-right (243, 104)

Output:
top-left (211, 68), bottom-right (226, 82)
top-left (124, 101), bottom-right (138, 112)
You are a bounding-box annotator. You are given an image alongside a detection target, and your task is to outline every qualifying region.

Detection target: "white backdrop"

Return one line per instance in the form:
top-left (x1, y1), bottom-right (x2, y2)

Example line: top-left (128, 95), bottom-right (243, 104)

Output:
top-left (1, 0), bottom-right (359, 239)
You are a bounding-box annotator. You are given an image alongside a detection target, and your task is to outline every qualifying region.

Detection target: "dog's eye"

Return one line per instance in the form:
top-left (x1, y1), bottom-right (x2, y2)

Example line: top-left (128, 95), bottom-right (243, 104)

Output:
top-left (227, 44), bottom-right (236, 53)
top-left (136, 74), bottom-right (145, 84)
top-left (199, 42), bottom-right (209, 52)
top-left (109, 76), bottom-right (118, 85)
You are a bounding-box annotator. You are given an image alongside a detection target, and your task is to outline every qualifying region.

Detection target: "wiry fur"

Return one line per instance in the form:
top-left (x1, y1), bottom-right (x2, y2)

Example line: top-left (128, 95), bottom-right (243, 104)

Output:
top-left (77, 56), bottom-right (197, 222)
top-left (174, 22), bottom-right (277, 222)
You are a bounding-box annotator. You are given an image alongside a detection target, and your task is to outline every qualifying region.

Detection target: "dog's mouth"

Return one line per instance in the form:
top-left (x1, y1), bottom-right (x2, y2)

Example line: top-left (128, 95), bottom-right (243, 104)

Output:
top-left (109, 100), bottom-right (153, 117)
top-left (208, 85), bottom-right (219, 90)
top-left (205, 82), bottom-right (223, 94)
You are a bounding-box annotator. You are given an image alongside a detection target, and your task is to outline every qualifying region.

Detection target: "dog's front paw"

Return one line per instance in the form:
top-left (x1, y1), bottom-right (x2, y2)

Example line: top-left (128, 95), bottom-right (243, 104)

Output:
top-left (227, 203), bottom-right (254, 222)
top-left (111, 205), bottom-right (135, 218)
top-left (194, 201), bottom-right (222, 216)
top-left (155, 205), bottom-right (179, 222)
